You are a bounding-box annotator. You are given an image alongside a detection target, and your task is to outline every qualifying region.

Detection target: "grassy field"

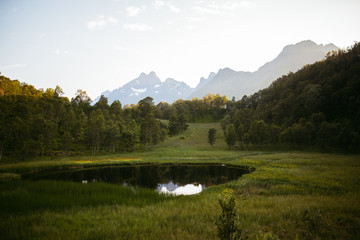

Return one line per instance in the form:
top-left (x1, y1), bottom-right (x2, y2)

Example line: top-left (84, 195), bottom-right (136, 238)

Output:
top-left (1, 122), bottom-right (360, 239)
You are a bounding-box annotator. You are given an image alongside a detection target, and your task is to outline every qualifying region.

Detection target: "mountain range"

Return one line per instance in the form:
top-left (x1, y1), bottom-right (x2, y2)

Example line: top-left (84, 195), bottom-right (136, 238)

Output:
top-left (94, 40), bottom-right (338, 105)
top-left (94, 72), bottom-right (192, 106)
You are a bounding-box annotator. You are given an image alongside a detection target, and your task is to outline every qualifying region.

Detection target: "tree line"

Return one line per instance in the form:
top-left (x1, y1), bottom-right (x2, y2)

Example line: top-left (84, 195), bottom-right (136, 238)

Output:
top-left (0, 75), bottom-right (230, 160)
top-left (0, 77), bottom-right (171, 160)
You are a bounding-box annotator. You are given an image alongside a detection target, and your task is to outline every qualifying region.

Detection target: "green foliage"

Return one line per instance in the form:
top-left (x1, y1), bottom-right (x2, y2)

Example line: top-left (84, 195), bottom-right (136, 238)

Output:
top-left (0, 76), bottom-right (167, 159)
top-left (208, 127), bottom-right (217, 149)
top-left (217, 188), bottom-right (241, 240)
top-left (157, 93), bottom-right (229, 123)
top-left (168, 110), bottom-right (188, 136)
top-left (248, 120), bottom-right (268, 148)
top-left (221, 115), bottom-right (232, 135)
top-left (140, 114), bottom-right (162, 151)
top-left (225, 124), bottom-right (237, 149)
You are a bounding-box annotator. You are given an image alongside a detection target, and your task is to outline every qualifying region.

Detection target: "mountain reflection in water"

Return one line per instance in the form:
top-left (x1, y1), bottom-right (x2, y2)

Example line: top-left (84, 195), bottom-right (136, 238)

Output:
top-left (157, 181), bottom-right (203, 196)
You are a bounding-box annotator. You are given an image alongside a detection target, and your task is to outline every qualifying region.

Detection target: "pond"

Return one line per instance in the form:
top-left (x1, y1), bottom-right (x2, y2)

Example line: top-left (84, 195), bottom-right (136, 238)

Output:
top-left (22, 164), bottom-right (252, 196)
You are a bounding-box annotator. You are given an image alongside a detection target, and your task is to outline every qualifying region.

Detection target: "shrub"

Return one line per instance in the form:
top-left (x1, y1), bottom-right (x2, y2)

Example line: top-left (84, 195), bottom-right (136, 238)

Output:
top-left (216, 188), bottom-right (241, 240)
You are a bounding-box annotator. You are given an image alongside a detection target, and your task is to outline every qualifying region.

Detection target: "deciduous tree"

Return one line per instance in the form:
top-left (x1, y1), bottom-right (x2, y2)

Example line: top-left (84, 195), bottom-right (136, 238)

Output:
top-left (208, 127), bottom-right (217, 150)
top-left (225, 124), bottom-right (237, 150)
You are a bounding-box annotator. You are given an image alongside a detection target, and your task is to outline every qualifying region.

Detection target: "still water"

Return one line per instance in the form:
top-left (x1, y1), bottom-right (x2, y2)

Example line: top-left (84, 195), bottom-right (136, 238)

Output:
top-left (23, 164), bottom-right (251, 195)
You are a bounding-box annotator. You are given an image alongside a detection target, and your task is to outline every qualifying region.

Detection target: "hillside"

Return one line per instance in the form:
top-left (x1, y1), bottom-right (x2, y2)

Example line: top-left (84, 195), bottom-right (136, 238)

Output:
top-left (224, 42), bottom-right (360, 152)
top-left (255, 42), bottom-right (360, 126)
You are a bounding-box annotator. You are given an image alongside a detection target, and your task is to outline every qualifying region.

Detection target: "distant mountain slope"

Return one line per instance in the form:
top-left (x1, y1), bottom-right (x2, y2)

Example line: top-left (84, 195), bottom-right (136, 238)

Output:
top-left (93, 72), bottom-right (193, 105)
top-left (188, 68), bottom-right (253, 100)
top-left (189, 40), bottom-right (338, 100)
top-left (196, 72), bottom-right (216, 90)
top-left (254, 40), bottom-right (339, 89)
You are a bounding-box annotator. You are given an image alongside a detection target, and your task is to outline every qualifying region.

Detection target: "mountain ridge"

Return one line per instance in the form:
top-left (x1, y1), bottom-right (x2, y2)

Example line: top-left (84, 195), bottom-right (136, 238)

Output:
top-left (94, 40), bottom-right (338, 105)
top-left (189, 40), bottom-right (339, 99)
top-left (93, 72), bottom-right (193, 106)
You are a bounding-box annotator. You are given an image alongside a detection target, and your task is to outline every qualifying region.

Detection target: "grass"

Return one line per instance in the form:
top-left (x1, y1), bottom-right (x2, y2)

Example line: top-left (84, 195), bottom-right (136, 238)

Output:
top-left (0, 181), bottom-right (171, 215)
top-left (0, 122), bottom-right (360, 239)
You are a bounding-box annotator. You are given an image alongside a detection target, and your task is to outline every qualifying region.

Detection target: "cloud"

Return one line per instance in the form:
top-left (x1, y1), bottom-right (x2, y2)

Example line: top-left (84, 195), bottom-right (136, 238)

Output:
top-left (54, 48), bottom-right (61, 55)
top-left (123, 23), bottom-right (152, 31)
top-left (53, 49), bottom-right (69, 55)
top-left (114, 45), bottom-right (126, 51)
top-left (239, 1), bottom-right (256, 9)
top-left (107, 17), bottom-right (118, 24)
top-left (153, 0), bottom-right (165, 9)
top-left (0, 64), bottom-right (26, 69)
top-left (153, 1), bottom-right (181, 13)
top-left (126, 6), bottom-right (145, 17)
top-left (221, 2), bottom-right (239, 11)
top-left (87, 16), bottom-right (107, 30)
top-left (167, 3), bottom-right (181, 13)
top-left (185, 25), bottom-right (196, 30)
top-left (187, 16), bottom-right (208, 22)
top-left (192, 1), bottom-right (256, 15)
top-left (192, 6), bottom-right (220, 15)
top-left (87, 15), bottom-right (118, 30)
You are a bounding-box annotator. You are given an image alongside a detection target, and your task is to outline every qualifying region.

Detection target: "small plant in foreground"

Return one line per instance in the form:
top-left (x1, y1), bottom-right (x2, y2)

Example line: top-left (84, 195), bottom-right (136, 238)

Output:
top-left (216, 188), bottom-right (241, 240)
top-left (301, 209), bottom-right (324, 240)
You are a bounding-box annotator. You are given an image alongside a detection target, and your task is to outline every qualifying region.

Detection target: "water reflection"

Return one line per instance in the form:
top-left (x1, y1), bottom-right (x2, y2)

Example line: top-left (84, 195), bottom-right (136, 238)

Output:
top-left (23, 164), bottom-right (251, 195)
top-left (157, 181), bottom-right (203, 196)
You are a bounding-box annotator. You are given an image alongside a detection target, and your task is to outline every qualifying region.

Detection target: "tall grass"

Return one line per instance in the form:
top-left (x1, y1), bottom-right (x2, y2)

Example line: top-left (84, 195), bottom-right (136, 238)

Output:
top-left (0, 180), bottom-right (170, 215)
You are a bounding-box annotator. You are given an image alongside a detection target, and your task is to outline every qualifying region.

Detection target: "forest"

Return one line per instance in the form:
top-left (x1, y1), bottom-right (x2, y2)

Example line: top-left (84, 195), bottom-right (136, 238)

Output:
top-left (0, 76), bottom-right (228, 160)
top-left (1, 43), bottom-right (359, 160)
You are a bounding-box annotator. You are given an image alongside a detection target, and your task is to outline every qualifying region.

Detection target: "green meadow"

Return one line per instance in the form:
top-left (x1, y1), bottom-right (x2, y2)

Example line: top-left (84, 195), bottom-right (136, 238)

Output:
top-left (1, 122), bottom-right (360, 239)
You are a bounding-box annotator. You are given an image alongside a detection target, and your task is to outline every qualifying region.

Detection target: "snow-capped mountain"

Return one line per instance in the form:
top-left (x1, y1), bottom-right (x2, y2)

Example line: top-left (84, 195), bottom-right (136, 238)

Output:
top-left (93, 72), bottom-right (193, 106)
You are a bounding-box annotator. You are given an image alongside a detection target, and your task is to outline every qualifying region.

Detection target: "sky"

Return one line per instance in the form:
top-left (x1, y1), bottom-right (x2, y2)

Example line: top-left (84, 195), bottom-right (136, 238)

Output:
top-left (1, 0), bottom-right (359, 100)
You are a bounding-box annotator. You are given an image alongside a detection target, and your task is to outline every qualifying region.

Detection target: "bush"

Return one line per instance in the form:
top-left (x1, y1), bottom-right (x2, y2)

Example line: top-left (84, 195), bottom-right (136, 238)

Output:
top-left (216, 188), bottom-right (241, 240)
